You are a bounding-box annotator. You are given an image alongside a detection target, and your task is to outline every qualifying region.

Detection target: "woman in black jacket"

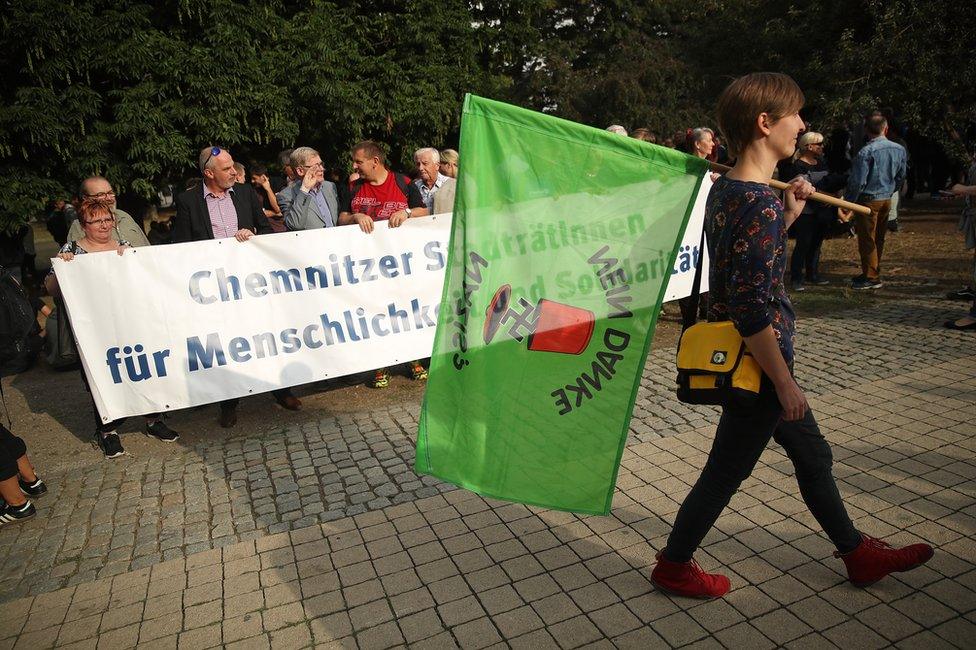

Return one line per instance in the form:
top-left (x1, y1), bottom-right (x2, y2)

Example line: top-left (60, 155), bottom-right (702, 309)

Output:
top-left (779, 132), bottom-right (833, 290)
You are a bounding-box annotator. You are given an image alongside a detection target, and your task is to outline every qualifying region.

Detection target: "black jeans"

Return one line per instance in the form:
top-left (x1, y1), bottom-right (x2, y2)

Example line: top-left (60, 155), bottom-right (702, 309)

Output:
top-left (664, 388), bottom-right (861, 562)
top-left (221, 387), bottom-right (294, 412)
top-left (790, 213), bottom-right (828, 281)
top-left (0, 424), bottom-right (27, 481)
top-left (78, 366), bottom-right (157, 434)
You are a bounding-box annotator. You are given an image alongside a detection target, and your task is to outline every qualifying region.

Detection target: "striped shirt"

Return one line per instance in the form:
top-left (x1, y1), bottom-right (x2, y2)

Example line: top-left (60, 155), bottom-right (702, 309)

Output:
top-left (203, 184), bottom-right (238, 239)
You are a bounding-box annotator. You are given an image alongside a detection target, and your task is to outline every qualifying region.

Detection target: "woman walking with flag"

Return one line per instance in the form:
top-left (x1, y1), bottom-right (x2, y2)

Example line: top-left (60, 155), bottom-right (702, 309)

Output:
top-left (651, 73), bottom-right (934, 599)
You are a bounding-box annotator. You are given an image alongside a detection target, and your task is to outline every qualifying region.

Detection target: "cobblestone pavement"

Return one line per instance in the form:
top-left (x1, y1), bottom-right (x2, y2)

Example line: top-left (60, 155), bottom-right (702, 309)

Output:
top-left (1, 296), bottom-right (974, 648)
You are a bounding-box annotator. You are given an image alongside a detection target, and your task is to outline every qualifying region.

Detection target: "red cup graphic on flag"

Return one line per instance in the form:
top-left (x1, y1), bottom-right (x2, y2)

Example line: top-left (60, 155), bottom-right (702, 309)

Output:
top-left (483, 284), bottom-right (595, 355)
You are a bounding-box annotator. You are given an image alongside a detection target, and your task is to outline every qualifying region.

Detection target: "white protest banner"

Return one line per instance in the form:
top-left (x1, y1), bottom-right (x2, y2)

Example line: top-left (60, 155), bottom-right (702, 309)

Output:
top-left (54, 216), bottom-right (451, 421)
top-left (56, 175), bottom-right (710, 422)
top-left (662, 172), bottom-right (711, 302)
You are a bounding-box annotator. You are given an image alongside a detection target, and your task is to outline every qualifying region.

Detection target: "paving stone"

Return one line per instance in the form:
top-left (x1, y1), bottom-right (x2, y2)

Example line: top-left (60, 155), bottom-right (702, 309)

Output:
top-left (396, 608), bottom-right (445, 644)
top-left (5, 302), bottom-right (976, 648)
top-left (139, 615), bottom-right (183, 643)
top-left (267, 623), bottom-right (311, 649)
top-left (822, 619), bottom-right (888, 649)
top-left (355, 620), bottom-right (404, 649)
top-left (177, 621), bottom-right (221, 650)
top-left (452, 617), bottom-right (502, 650)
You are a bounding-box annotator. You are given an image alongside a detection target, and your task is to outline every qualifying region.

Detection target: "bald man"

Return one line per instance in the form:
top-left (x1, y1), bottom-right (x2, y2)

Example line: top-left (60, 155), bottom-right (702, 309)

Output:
top-left (67, 176), bottom-right (150, 247)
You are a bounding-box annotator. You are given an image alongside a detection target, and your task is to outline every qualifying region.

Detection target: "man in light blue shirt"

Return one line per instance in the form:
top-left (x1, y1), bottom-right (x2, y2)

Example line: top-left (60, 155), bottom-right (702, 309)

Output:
top-left (413, 148), bottom-right (450, 212)
top-left (844, 115), bottom-right (907, 289)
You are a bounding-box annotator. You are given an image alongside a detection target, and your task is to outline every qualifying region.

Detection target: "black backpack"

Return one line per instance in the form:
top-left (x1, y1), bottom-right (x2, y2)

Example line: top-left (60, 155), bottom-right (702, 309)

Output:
top-left (0, 267), bottom-right (37, 376)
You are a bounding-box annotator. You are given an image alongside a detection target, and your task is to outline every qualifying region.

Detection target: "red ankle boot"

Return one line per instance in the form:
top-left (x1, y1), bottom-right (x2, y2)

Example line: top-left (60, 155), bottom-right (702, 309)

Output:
top-left (650, 552), bottom-right (730, 599)
top-left (835, 535), bottom-right (934, 587)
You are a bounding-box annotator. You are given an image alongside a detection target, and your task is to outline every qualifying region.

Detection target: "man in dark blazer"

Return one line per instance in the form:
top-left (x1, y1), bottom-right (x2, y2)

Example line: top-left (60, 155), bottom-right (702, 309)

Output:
top-left (173, 146), bottom-right (302, 427)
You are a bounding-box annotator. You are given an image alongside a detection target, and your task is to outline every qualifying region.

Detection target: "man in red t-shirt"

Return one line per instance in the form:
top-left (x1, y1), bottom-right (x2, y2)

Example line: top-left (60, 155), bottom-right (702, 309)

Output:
top-left (339, 141), bottom-right (428, 232)
top-left (338, 141), bottom-right (430, 387)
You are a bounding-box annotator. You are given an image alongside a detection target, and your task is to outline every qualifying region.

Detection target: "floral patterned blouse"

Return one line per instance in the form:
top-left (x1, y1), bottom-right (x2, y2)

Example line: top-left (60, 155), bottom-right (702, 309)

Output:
top-left (704, 176), bottom-right (795, 365)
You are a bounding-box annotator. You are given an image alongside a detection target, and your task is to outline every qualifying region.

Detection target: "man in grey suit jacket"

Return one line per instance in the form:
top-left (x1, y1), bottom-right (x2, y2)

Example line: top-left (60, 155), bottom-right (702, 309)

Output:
top-left (278, 147), bottom-right (339, 230)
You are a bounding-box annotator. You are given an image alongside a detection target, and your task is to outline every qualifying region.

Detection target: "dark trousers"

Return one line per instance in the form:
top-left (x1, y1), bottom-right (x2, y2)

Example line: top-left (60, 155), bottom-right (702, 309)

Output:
top-left (221, 388), bottom-right (293, 412)
top-left (664, 388), bottom-right (861, 562)
top-left (678, 294), bottom-right (708, 326)
top-left (0, 424), bottom-right (27, 481)
top-left (78, 366), bottom-right (157, 434)
top-left (790, 213), bottom-right (827, 281)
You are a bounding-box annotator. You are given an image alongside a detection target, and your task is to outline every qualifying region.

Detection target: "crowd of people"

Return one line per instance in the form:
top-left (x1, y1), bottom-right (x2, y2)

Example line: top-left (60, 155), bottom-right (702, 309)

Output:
top-left (0, 71), bottom-right (970, 610)
top-left (31, 140), bottom-right (462, 459)
top-left (0, 101), bottom-right (972, 496)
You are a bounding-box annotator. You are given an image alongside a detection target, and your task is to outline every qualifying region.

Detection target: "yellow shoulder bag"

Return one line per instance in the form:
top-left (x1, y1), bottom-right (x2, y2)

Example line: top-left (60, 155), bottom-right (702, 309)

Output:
top-left (674, 228), bottom-right (762, 407)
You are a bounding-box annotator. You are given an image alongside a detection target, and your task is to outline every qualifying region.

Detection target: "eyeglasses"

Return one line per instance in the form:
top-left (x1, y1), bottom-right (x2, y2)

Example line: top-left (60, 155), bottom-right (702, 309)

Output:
top-left (298, 162), bottom-right (324, 170)
top-left (203, 146), bottom-right (222, 169)
top-left (85, 190), bottom-right (116, 199)
top-left (84, 218), bottom-right (116, 227)
top-left (808, 142), bottom-right (824, 147)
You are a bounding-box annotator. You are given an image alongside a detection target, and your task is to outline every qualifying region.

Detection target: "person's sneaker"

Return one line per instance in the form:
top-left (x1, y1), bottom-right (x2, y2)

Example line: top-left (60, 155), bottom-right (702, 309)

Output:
top-left (145, 419), bottom-right (179, 443)
top-left (0, 501), bottom-right (36, 527)
top-left (370, 369), bottom-right (390, 388)
top-left (410, 363), bottom-right (428, 380)
top-left (887, 220), bottom-right (900, 232)
top-left (851, 278), bottom-right (883, 290)
top-left (946, 287), bottom-right (976, 301)
top-left (791, 280), bottom-right (806, 292)
top-left (19, 477), bottom-right (47, 498)
top-left (650, 552), bottom-right (730, 599)
top-left (806, 276), bottom-right (830, 286)
top-left (835, 534), bottom-right (934, 587)
top-left (96, 432), bottom-right (125, 459)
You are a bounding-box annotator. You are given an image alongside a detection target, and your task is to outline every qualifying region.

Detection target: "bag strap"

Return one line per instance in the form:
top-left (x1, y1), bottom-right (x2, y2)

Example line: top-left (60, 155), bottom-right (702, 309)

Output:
top-left (0, 380), bottom-right (10, 429)
top-left (681, 226), bottom-right (707, 333)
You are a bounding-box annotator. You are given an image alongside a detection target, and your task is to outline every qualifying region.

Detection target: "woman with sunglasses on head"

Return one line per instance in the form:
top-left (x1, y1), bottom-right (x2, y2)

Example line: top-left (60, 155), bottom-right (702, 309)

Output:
top-left (778, 132), bottom-right (833, 291)
top-left (45, 199), bottom-right (180, 459)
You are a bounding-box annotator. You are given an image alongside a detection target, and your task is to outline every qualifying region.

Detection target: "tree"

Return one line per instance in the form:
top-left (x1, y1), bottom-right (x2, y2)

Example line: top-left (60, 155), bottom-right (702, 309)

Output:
top-left (0, 0), bottom-right (297, 229)
top-left (0, 0), bottom-right (493, 230)
top-left (1, 0), bottom-right (972, 232)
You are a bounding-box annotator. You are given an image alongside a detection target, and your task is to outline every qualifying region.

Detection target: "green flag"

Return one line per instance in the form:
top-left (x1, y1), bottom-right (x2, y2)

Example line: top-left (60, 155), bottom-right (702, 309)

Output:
top-left (416, 95), bottom-right (708, 515)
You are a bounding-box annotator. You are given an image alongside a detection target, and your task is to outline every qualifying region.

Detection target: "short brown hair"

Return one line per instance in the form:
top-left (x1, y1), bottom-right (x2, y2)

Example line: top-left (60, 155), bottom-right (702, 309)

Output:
top-left (865, 115), bottom-right (887, 137)
top-left (716, 73), bottom-right (804, 158)
top-left (351, 140), bottom-right (386, 166)
top-left (630, 128), bottom-right (656, 143)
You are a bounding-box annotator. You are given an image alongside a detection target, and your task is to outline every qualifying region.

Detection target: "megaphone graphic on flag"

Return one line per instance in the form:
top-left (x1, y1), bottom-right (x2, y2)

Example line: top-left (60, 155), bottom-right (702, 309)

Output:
top-left (483, 284), bottom-right (595, 355)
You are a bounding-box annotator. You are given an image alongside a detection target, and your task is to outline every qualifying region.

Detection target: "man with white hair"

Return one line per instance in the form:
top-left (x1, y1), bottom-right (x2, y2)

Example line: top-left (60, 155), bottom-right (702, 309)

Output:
top-left (277, 147), bottom-right (339, 231)
top-left (413, 147), bottom-right (450, 212)
top-left (606, 124), bottom-right (628, 136)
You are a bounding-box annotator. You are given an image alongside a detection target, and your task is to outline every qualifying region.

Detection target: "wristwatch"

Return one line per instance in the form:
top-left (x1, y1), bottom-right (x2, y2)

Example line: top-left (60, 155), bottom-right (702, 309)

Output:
top-left (404, 208), bottom-right (412, 218)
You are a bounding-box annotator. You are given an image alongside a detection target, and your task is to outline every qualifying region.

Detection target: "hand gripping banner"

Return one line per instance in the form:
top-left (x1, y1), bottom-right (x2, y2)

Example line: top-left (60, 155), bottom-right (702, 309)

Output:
top-left (416, 95), bottom-right (708, 514)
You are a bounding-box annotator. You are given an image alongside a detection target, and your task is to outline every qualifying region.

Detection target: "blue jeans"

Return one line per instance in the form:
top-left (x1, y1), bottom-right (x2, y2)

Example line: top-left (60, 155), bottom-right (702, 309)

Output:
top-left (664, 387), bottom-right (861, 562)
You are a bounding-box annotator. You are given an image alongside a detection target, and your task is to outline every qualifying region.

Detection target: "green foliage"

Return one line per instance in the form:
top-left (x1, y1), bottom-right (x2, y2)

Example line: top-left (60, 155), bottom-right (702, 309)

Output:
top-left (0, 0), bottom-right (489, 229)
top-left (0, 0), bottom-right (972, 231)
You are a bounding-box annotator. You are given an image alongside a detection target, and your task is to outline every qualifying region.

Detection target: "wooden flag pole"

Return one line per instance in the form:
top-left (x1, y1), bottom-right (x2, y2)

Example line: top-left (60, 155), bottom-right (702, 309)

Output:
top-left (708, 161), bottom-right (872, 216)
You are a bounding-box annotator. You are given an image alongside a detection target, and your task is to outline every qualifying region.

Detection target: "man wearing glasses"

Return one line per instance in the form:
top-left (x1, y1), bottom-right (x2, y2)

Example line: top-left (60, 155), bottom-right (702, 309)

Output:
top-left (66, 177), bottom-right (150, 247)
top-left (277, 147), bottom-right (339, 231)
top-left (173, 146), bottom-right (302, 426)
